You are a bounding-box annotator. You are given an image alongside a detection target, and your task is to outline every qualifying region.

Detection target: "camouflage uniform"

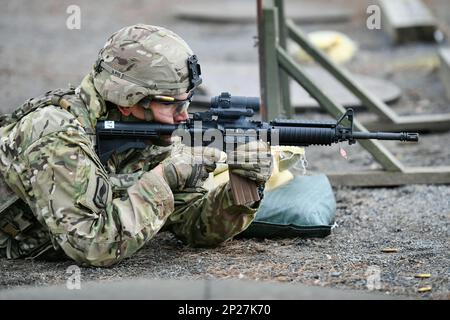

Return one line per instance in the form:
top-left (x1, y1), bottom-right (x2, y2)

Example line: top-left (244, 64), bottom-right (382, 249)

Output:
top-left (0, 25), bottom-right (261, 267)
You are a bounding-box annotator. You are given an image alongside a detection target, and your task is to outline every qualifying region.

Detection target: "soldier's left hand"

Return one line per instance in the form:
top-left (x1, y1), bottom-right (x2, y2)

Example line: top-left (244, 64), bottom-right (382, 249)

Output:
top-left (227, 140), bottom-right (273, 186)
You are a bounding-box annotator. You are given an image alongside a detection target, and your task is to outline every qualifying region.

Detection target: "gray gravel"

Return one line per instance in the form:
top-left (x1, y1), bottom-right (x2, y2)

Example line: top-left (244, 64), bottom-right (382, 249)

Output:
top-left (1, 185), bottom-right (448, 299)
top-left (0, 0), bottom-right (449, 299)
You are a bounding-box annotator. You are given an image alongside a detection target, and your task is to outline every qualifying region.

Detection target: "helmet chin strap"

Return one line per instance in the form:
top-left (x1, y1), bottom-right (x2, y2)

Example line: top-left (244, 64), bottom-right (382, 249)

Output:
top-left (144, 108), bottom-right (154, 121)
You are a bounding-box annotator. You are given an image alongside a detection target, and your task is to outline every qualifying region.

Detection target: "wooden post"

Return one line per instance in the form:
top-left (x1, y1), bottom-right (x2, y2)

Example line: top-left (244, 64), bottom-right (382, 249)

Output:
top-left (257, 0), bottom-right (268, 121)
top-left (261, 6), bottom-right (283, 121)
top-left (327, 167), bottom-right (450, 187)
top-left (274, 0), bottom-right (292, 119)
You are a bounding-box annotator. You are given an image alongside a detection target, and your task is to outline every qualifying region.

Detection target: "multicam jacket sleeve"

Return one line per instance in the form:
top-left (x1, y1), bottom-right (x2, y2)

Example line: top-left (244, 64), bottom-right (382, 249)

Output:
top-left (162, 183), bottom-right (258, 248)
top-left (111, 143), bottom-right (260, 250)
top-left (1, 106), bottom-right (175, 267)
top-left (1, 96), bottom-right (260, 266)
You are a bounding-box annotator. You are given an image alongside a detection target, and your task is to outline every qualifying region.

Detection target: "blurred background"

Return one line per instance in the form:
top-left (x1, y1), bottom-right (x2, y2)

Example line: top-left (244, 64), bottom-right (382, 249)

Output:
top-left (1, 0), bottom-right (448, 112)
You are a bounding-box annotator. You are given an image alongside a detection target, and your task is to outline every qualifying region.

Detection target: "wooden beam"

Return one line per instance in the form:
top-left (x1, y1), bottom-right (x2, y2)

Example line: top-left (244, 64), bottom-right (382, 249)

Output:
top-left (439, 47), bottom-right (450, 101)
top-left (363, 113), bottom-right (450, 132)
top-left (379, 0), bottom-right (437, 43)
top-left (277, 47), bottom-right (405, 172)
top-left (327, 167), bottom-right (450, 187)
top-left (287, 19), bottom-right (395, 121)
top-left (287, 19), bottom-right (450, 133)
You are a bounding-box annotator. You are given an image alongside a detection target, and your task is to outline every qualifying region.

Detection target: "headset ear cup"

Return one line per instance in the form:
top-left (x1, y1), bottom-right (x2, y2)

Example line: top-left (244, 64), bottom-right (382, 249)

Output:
top-left (144, 108), bottom-right (154, 121)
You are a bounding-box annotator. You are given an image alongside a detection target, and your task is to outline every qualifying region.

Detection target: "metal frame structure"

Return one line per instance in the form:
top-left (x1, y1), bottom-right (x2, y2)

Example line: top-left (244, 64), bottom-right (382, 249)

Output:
top-left (257, 0), bottom-right (450, 186)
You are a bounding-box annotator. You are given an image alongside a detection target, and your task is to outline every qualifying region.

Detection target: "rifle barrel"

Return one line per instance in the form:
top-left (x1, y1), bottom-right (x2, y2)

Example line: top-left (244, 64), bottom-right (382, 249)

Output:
top-left (352, 132), bottom-right (419, 142)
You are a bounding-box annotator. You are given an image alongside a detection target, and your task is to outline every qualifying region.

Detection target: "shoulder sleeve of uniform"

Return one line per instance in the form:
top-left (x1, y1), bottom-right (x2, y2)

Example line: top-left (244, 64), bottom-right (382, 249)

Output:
top-left (24, 128), bottom-right (174, 267)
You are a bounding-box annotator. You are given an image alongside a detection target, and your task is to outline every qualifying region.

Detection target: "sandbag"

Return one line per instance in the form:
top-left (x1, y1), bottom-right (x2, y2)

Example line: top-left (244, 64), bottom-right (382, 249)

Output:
top-left (239, 174), bottom-right (336, 239)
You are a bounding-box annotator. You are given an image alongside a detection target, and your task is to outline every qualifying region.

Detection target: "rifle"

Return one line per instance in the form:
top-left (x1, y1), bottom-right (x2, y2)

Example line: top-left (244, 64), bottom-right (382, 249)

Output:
top-left (96, 92), bottom-right (419, 205)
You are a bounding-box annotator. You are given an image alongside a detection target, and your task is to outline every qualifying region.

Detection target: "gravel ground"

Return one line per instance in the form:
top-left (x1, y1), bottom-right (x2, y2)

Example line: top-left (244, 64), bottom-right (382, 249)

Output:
top-left (1, 185), bottom-right (449, 299)
top-left (0, 0), bottom-right (449, 299)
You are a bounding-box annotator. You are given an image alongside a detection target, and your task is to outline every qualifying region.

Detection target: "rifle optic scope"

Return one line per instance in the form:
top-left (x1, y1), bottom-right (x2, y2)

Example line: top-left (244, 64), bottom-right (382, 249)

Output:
top-left (210, 92), bottom-right (260, 112)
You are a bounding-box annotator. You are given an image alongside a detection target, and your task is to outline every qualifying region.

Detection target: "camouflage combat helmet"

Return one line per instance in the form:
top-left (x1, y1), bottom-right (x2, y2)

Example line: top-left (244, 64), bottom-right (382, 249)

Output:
top-left (92, 24), bottom-right (202, 107)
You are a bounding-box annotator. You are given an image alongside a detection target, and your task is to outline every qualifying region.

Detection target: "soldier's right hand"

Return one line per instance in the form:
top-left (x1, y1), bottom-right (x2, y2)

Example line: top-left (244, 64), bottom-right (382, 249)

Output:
top-left (160, 146), bottom-right (222, 191)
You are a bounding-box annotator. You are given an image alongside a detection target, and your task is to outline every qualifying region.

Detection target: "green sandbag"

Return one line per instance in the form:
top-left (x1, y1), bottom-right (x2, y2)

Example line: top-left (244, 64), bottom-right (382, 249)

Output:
top-left (240, 174), bottom-right (336, 239)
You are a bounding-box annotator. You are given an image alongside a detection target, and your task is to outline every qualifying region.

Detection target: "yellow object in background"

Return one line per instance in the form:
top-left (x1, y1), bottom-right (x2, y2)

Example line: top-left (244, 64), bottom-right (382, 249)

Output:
top-left (289, 30), bottom-right (358, 65)
top-left (265, 146), bottom-right (305, 191)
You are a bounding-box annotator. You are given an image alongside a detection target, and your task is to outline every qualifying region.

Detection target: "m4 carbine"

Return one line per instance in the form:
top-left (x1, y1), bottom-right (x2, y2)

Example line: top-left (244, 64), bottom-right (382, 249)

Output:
top-left (96, 92), bottom-right (419, 205)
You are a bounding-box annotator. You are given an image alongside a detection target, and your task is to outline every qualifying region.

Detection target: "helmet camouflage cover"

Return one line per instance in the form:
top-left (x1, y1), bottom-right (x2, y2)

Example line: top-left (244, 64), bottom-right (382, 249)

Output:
top-left (93, 24), bottom-right (202, 107)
